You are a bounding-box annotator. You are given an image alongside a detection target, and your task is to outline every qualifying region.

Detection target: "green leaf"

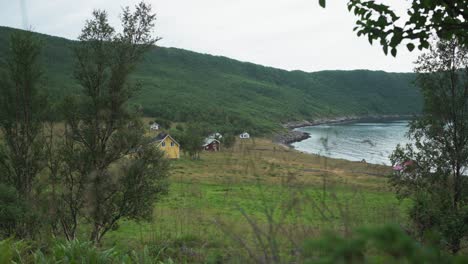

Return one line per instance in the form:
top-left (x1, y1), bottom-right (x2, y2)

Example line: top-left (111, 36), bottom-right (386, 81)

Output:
top-left (421, 41), bottom-right (429, 49)
top-left (391, 48), bottom-right (397, 57)
top-left (383, 45), bottom-right (388, 55)
top-left (319, 0), bottom-right (326, 8)
top-left (377, 16), bottom-right (387, 27)
top-left (406, 43), bottom-right (415, 52)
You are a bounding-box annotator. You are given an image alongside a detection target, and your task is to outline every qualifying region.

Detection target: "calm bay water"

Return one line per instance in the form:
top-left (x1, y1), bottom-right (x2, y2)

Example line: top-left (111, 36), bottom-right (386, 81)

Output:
top-left (291, 120), bottom-right (411, 165)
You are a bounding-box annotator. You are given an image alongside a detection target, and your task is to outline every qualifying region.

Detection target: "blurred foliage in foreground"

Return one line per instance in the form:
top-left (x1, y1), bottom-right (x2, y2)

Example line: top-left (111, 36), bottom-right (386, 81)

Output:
top-left (1, 225), bottom-right (467, 263)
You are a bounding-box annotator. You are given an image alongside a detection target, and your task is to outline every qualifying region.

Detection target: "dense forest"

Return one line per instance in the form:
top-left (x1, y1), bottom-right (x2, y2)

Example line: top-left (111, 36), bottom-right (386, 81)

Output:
top-left (0, 26), bottom-right (421, 134)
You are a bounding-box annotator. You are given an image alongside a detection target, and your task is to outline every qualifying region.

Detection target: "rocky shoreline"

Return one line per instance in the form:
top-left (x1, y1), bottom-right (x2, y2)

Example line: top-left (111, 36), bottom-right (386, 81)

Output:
top-left (274, 130), bottom-right (311, 146)
top-left (276, 114), bottom-right (415, 146)
top-left (283, 114), bottom-right (415, 129)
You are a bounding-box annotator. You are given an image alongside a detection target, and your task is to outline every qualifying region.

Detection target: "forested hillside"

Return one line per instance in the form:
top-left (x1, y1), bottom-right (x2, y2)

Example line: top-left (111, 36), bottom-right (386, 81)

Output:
top-left (0, 26), bottom-right (421, 134)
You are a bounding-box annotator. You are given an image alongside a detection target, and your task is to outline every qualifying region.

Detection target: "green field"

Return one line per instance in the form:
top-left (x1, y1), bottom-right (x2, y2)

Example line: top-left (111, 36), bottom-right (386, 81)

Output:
top-left (96, 139), bottom-right (409, 262)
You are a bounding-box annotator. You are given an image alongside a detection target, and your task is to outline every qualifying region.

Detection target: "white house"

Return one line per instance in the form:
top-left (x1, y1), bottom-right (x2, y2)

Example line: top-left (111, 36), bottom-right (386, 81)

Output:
top-left (150, 123), bottom-right (160, 130)
top-left (208, 132), bottom-right (223, 140)
top-left (239, 132), bottom-right (250, 139)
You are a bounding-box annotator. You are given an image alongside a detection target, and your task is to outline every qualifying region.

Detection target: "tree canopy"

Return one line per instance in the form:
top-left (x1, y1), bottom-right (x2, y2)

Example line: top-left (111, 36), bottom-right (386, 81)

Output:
top-left (319, 0), bottom-right (468, 56)
top-left (391, 39), bottom-right (468, 253)
top-left (0, 26), bottom-right (423, 134)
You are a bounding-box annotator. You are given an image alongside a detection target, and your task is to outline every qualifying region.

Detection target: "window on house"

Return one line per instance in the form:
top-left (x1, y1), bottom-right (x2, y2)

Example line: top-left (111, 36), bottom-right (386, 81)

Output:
top-left (171, 142), bottom-right (175, 147)
top-left (161, 142), bottom-right (166, 147)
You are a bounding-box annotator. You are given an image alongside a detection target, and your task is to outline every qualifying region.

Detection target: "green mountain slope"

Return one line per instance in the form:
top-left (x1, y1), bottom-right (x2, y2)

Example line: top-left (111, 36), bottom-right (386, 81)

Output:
top-left (0, 26), bottom-right (421, 134)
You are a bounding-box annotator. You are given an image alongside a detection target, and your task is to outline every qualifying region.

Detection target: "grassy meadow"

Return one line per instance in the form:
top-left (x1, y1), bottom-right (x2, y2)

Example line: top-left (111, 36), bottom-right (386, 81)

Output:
top-left (99, 137), bottom-right (409, 262)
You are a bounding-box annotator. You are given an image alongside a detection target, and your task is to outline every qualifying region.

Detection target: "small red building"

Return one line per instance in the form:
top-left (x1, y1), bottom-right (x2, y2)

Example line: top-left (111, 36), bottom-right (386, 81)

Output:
top-left (202, 138), bottom-right (221, 151)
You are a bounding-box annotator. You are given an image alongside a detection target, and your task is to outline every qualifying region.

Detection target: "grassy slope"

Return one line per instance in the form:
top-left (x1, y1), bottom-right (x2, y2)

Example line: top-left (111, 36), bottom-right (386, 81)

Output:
top-left (102, 138), bottom-right (408, 262)
top-left (0, 26), bottom-right (421, 134)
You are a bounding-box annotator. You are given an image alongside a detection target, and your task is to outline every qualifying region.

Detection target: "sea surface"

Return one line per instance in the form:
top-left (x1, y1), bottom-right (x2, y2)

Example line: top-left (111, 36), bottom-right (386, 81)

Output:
top-left (291, 120), bottom-right (411, 165)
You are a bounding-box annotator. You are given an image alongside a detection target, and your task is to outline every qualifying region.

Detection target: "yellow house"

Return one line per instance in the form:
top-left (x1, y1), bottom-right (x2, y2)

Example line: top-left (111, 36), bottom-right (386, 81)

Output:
top-left (150, 133), bottom-right (180, 159)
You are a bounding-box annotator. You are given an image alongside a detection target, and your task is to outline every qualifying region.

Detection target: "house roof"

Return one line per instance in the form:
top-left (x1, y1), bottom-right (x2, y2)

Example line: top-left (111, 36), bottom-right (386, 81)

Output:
top-left (150, 133), bottom-right (180, 147)
top-left (202, 138), bottom-right (220, 147)
top-left (208, 132), bottom-right (222, 139)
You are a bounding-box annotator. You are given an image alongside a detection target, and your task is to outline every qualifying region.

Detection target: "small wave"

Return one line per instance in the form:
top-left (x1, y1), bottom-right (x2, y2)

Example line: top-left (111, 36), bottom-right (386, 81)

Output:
top-left (293, 120), bottom-right (410, 165)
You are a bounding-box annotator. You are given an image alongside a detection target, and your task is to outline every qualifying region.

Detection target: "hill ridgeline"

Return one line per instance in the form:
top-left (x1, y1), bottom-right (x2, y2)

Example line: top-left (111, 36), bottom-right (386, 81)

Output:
top-left (0, 26), bottom-right (421, 134)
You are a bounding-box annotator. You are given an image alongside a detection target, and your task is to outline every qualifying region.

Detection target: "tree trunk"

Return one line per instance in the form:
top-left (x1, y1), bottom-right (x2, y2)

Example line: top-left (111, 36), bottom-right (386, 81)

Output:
top-left (450, 238), bottom-right (461, 254)
top-left (90, 224), bottom-right (103, 246)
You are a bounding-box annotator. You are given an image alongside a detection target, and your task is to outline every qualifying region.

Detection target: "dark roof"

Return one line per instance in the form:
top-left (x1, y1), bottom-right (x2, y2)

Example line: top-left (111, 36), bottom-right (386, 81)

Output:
top-left (150, 132), bottom-right (168, 144)
top-left (149, 133), bottom-right (180, 147)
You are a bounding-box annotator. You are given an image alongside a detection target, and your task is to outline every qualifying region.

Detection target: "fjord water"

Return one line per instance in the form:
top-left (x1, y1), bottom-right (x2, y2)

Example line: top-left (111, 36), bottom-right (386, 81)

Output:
top-left (292, 120), bottom-right (410, 165)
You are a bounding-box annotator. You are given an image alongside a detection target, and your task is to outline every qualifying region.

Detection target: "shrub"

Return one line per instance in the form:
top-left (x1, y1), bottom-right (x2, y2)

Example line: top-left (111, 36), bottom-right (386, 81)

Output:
top-left (33, 240), bottom-right (120, 263)
top-left (303, 225), bottom-right (468, 263)
top-left (0, 184), bottom-right (28, 238)
top-left (220, 134), bottom-right (236, 149)
top-left (0, 239), bottom-right (31, 264)
top-left (154, 118), bottom-right (172, 130)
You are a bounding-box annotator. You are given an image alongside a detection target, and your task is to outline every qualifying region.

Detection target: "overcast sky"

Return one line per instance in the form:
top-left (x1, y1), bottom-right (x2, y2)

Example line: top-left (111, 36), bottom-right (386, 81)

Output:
top-left (0, 0), bottom-right (419, 72)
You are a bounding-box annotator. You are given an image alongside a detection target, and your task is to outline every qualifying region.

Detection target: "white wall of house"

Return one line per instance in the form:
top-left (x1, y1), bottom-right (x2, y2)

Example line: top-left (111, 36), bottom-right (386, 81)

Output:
top-left (239, 132), bottom-right (250, 139)
top-left (150, 123), bottom-right (160, 130)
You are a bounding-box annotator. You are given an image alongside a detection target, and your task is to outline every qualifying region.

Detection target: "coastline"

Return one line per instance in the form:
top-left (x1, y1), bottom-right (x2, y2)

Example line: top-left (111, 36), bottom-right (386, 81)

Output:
top-left (274, 130), bottom-right (311, 146)
top-left (283, 114), bottom-right (416, 130)
top-left (276, 114), bottom-right (415, 147)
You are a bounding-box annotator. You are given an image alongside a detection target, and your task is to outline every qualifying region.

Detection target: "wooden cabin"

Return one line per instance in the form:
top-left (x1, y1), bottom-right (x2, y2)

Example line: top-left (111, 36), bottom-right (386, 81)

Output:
top-left (202, 138), bottom-right (220, 151)
top-left (150, 133), bottom-right (180, 159)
